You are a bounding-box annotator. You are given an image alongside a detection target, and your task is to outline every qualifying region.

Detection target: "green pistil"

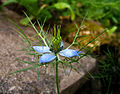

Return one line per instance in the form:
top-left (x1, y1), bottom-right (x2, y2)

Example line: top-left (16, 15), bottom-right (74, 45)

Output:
top-left (51, 26), bottom-right (62, 54)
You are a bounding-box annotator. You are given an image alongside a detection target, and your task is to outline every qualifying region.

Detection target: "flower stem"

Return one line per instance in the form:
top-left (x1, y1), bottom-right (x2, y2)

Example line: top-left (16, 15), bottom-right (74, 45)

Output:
top-left (66, 11), bottom-right (87, 49)
top-left (56, 57), bottom-right (60, 94)
top-left (24, 12), bottom-right (48, 47)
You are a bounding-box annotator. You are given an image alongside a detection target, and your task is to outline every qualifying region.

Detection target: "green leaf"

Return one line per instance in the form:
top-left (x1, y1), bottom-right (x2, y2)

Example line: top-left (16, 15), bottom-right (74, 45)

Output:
top-left (2, 0), bottom-right (18, 6)
top-left (112, 16), bottom-right (118, 24)
top-left (19, 60), bottom-right (38, 65)
top-left (8, 65), bottom-right (39, 75)
top-left (19, 16), bottom-right (33, 26)
top-left (108, 26), bottom-right (117, 35)
top-left (54, 2), bottom-right (71, 10)
top-left (24, 12), bottom-right (49, 47)
top-left (53, 2), bottom-right (75, 20)
top-left (18, 0), bottom-right (38, 5)
top-left (8, 19), bottom-right (33, 48)
top-left (38, 9), bottom-right (52, 21)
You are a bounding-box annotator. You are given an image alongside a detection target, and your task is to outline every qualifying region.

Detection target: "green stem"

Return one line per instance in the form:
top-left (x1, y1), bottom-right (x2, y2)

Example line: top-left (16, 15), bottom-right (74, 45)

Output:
top-left (56, 56), bottom-right (60, 94)
top-left (66, 11), bottom-right (88, 49)
top-left (24, 12), bottom-right (48, 47)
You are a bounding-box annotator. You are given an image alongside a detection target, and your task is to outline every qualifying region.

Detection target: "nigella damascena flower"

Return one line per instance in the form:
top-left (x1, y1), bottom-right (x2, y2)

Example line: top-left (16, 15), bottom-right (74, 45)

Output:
top-left (33, 42), bottom-right (81, 64)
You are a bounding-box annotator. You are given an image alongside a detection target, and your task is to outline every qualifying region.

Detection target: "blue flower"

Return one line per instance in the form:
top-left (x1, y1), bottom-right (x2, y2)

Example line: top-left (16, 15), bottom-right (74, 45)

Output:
top-left (33, 42), bottom-right (81, 64)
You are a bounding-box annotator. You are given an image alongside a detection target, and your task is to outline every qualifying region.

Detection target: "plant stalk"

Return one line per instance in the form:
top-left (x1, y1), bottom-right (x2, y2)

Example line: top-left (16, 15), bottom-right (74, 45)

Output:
top-left (56, 57), bottom-right (60, 94)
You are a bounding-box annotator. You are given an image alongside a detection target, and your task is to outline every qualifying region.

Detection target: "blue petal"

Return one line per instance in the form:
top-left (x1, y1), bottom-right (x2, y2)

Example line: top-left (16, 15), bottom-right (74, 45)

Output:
top-left (33, 46), bottom-right (51, 53)
top-left (60, 41), bottom-right (63, 47)
top-left (59, 49), bottom-right (81, 57)
top-left (39, 54), bottom-right (56, 64)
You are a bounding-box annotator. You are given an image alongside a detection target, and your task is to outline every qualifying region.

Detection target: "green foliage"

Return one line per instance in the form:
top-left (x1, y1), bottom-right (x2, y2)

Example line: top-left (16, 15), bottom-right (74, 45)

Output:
top-left (53, 2), bottom-right (75, 20)
top-left (77, 0), bottom-right (120, 25)
top-left (2, 0), bottom-right (18, 6)
top-left (107, 26), bottom-right (117, 35)
top-left (19, 16), bottom-right (34, 26)
top-left (2, 0), bottom-right (75, 25)
top-left (95, 48), bottom-right (120, 94)
top-left (2, 0), bottom-right (120, 26)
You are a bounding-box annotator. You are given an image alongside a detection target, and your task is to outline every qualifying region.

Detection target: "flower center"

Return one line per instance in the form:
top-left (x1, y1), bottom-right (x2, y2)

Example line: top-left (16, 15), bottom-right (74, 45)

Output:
top-left (50, 26), bottom-right (63, 54)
